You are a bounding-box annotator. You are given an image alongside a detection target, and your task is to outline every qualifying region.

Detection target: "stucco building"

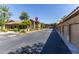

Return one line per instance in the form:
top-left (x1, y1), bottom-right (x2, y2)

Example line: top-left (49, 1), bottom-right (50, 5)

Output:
top-left (5, 17), bottom-right (41, 30)
top-left (58, 7), bottom-right (79, 48)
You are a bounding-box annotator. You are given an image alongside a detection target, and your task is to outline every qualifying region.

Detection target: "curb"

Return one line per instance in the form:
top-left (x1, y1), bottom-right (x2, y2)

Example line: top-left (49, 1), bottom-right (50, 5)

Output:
top-left (26, 30), bottom-right (43, 34)
top-left (56, 30), bottom-right (79, 54)
top-left (19, 29), bottom-right (45, 35)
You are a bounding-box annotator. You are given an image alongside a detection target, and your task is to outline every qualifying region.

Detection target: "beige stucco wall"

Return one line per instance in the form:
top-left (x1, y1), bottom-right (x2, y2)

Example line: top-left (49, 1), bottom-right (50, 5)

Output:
top-left (71, 24), bottom-right (79, 47)
top-left (64, 15), bottom-right (79, 25)
top-left (64, 14), bottom-right (79, 47)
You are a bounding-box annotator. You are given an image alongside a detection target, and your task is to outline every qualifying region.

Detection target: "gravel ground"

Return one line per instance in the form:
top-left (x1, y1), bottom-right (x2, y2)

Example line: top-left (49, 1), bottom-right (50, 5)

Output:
top-left (8, 42), bottom-right (44, 54)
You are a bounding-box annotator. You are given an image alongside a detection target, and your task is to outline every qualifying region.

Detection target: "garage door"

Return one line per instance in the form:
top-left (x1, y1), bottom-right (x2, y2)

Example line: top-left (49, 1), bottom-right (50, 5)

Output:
top-left (64, 25), bottom-right (69, 41)
top-left (71, 24), bottom-right (79, 47)
top-left (64, 26), bottom-right (68, 37)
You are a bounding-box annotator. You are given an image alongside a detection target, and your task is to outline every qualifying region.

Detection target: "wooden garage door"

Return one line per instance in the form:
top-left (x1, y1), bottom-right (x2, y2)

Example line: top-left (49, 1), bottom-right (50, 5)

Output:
top-left (71, 24), bottom-right (79, 47)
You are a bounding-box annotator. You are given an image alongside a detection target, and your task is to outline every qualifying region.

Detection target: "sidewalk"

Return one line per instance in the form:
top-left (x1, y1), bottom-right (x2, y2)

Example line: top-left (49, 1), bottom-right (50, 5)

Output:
top-left (19, 29), bottom-right (46, 35)
top-left (57, 30), bottom-right (79, 54)
top-left (41, 29), bottom-right (71, 54)
top-left (0, 31), bottom-right (18, 35)
top-left (26, 29), bottom-right (43, 34)
top-left (0, 29), bottom-right (44, 35)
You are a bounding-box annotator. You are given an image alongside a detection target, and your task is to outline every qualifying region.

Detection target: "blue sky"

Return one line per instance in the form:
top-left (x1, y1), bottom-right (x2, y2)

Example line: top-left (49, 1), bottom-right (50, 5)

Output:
top-left (6, 4), bottom-right (79, 24)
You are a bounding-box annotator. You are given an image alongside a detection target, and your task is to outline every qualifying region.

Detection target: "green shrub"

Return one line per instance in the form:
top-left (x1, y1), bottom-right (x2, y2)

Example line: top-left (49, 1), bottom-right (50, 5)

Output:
top-left (2, 29), bottom-right (8, 32)
top-left (18, 28), bottom-right (21, 31)
top-left (13, 28), bottom-right (18, 32)
top-left (8, 28), bottom-right (14, 31)
top-left (30, 29), bottom-right (34, 31)
top-left (20, 29), bottom-right (26, 33)
top-left (8, 28), bottom-right (18, 32)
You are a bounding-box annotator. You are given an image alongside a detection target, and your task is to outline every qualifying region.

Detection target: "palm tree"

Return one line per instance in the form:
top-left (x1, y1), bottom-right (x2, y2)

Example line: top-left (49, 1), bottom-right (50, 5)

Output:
top-left (0, 5), bottom-right (11, 30)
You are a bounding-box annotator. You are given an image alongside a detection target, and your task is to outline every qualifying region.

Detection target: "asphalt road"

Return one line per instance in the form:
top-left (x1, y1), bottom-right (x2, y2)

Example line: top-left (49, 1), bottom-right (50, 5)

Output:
top-left (41, 29), bottom-right (71, 54)
top-left (0, 29), bottom-right (52, 54)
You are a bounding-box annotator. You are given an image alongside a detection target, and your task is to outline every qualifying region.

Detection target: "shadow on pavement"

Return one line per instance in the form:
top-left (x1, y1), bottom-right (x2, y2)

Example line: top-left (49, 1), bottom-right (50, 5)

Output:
top-left (41, 29), bottom-right (71, 54)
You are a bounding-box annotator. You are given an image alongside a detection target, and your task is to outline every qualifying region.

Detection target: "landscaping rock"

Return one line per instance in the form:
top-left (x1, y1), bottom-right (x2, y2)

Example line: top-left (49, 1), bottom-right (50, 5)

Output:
top-left (8, 42), bottom-right (45, 54)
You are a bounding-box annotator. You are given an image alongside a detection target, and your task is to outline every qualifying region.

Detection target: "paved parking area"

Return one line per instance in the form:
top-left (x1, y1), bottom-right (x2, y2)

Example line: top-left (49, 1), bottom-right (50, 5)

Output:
top-left (0, 29), bottom-right (52, 54)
